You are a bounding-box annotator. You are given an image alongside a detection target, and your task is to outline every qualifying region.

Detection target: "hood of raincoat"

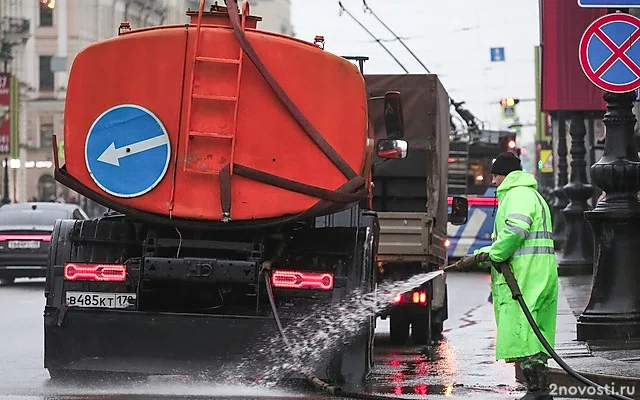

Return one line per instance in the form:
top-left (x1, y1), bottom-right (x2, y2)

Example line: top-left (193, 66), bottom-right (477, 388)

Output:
top-left (496, 170), bottom-right (538, 200)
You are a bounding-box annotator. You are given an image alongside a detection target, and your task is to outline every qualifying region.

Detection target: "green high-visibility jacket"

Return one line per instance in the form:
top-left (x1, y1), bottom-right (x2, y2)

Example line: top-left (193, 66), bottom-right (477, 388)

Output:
top-left (474, 170), bottom-right (558, 362)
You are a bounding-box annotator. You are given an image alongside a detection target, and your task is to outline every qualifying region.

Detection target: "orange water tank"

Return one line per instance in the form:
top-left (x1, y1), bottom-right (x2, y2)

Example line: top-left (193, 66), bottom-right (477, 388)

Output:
top-left (59, 1), bottom-right (372, 225)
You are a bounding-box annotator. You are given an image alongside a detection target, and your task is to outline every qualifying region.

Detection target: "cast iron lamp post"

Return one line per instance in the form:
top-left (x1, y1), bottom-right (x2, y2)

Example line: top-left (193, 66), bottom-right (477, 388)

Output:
top-left (579, 89), bottom-right (640, 340)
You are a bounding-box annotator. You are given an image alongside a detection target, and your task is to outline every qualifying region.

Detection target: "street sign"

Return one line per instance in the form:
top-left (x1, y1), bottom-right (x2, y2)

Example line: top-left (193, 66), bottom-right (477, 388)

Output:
top-left (85, 104), bottom-right (171, 198)
top-left (578, 0), bottom-right (640, 7)
top-left (540, 149), bottom-right (553, 173)
top-left (502, 106), bottom-right (516, 118)
top-left (579, 13), bottom-right (640, 93)
top-left (490, 47), bottom-right (505, 62)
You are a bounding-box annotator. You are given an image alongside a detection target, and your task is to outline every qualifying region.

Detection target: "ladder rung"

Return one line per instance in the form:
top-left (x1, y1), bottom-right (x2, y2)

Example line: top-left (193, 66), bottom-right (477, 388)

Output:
top-left (189, 130), bottom-right (233, 139)
top-left (184, 166), bottom-right (222, 175)
top-left (196, 56), bottom-right (241, 65)
top-left (193, 94), bottom-right (237, 101)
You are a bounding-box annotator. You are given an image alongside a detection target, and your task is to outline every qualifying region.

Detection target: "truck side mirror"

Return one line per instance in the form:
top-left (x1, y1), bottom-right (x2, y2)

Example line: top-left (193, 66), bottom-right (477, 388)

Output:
top-left (384, 91), bottom-right (404, 139)
top-left (448, 196), bottom-right (468, 225)
top-left (376, 139), bottom-right (407, 159)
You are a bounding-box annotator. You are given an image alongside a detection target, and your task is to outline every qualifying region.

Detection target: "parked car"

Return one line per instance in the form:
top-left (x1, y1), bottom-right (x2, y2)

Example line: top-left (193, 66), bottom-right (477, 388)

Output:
top-left (0, 202), bottom-right (88, 284)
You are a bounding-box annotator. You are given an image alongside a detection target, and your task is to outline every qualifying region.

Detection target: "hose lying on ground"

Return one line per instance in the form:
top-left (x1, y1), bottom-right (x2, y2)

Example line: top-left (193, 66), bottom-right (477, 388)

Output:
top-left (266, 254), bottom-right (635, 400)
top-left (496, 263), bottom-right (634, 400)
top-left (263, 269), bottom-right (406, 400)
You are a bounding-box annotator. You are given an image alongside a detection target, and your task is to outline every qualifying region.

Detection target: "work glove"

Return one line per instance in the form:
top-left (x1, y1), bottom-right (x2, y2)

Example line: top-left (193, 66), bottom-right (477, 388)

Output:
top-left (455, 252), bottom-right (490, 269)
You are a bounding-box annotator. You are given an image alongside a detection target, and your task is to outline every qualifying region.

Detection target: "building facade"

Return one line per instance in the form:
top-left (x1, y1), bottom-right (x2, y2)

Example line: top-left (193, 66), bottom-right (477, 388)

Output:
top-left (0, 0), bottom-right (292, 211)
top-left (0, 0), bottom-right (176, 207)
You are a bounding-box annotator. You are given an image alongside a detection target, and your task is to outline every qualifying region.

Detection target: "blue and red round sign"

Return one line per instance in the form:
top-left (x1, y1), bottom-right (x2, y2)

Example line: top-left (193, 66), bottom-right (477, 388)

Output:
top-left (579, 13), bottom-right (640, 93)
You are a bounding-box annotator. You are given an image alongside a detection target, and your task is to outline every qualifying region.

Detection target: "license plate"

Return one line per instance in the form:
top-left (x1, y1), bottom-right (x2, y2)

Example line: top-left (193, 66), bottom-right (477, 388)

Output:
top-left (65, 291), bottom-right (136, 309)
top-left (8, 240), bottom-right (40, 249)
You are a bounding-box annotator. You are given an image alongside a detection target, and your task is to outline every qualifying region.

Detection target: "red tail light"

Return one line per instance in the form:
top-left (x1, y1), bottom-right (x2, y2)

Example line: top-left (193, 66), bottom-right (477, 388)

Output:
top-left (272, 270), bottom-right (334, 290)
top-left (63, 263), bottom-right (127, 282)
top-left (419, 291), bottom-right (427, 305)
top-left (394, 290), bottom-right (427, 306)
top-left (0, 234), bottom-right (51, 242)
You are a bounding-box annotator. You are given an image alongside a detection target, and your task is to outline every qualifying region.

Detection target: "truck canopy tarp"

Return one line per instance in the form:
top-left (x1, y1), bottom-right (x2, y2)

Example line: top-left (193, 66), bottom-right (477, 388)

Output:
top-left (365, 74), bottom-right (450, 234)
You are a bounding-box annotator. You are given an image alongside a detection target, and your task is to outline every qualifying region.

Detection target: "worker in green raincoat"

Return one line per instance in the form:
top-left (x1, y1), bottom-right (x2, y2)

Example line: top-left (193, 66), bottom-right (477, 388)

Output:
top-left (461, 152), bottom-right (558, 400)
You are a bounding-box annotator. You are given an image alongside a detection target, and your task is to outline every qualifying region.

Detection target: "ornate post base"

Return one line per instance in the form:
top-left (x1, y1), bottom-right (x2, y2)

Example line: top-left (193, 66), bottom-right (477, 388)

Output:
top-left (557, 112), bottom-right (593, 276)
top-left (578, 90), bottom-right (640, 341)
top-left (579, 210), bottom-right (640, 340)
top-left (557, 195), bottom-right (593, 275)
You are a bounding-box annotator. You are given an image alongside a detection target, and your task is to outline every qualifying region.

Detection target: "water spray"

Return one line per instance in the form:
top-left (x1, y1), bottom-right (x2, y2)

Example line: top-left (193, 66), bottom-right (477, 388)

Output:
top-left (263, 268), bottom-right (410, 400)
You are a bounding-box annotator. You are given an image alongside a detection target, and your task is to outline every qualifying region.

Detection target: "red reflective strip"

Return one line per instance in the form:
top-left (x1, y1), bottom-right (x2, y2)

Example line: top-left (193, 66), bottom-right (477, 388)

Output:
top-left (447, 196), bottom-right (497, 206)
top-left (63, 263), bottom-right (127, 282)
top-left (0, 234), bottom-right (51, 242)
top-left (272, 270), bottom-right (334, 290)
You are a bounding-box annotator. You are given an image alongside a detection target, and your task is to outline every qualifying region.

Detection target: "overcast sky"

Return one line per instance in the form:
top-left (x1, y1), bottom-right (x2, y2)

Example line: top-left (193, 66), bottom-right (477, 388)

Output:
top-left (290, 0), bottom-right (541, 145)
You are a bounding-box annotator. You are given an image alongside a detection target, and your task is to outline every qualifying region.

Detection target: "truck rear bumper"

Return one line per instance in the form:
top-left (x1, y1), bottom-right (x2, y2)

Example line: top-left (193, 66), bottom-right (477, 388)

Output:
top-left (44, 306), bottom-right (305, 379)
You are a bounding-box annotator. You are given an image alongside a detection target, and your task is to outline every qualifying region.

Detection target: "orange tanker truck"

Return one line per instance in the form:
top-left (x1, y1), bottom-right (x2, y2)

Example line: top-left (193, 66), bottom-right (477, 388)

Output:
top-left (43, 0), bottom-right (468, 384)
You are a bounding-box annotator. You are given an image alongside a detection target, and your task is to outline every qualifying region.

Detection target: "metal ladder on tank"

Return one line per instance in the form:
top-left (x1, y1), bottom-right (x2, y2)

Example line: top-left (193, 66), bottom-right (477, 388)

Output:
top-left (179, 1), bottom-right (251, 221)
top-left (182, 0), bottom-right (248, 177)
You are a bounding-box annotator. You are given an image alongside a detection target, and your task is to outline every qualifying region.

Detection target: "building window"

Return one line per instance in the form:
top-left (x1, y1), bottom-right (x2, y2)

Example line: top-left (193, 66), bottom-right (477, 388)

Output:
top-left (39, 56), bottom-right (54, 91)
top-left (40, 0), bottom-right (54, 27)
top-left (40, 117), bottom-right (54, 149)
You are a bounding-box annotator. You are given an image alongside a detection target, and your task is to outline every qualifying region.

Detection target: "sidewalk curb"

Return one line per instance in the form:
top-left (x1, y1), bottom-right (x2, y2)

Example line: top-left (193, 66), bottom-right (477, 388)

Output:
top-left (516, 363), bottom-right (640, 397)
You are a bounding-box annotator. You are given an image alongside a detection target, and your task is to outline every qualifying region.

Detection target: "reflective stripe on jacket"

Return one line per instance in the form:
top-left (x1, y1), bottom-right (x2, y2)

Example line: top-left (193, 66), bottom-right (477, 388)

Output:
top-left (474, 170), bottom-right (558, 361)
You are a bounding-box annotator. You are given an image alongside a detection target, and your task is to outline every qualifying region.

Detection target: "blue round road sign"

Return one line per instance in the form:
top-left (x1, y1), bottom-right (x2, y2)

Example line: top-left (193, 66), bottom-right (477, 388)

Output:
top-left (579, 13), bottom-right (640, 93)
top-left (85, 104), bottom-right (171, 198)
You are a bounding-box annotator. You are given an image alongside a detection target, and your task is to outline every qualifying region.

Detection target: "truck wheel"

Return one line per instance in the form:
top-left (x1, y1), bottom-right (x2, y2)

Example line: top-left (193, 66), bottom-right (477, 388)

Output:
top-left (326, 216), bottom-right (376, 385)
top-left (411, 316), bottom-right (430, 345)
top-left (331, 316), bottom-right (374, 384)
top-left (389, 314), bottom-right (409, 345)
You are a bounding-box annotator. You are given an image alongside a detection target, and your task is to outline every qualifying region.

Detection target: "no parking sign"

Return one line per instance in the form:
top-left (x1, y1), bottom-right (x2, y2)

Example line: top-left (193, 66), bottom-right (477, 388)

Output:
top-left (579, 13), bottom-right (640, 93)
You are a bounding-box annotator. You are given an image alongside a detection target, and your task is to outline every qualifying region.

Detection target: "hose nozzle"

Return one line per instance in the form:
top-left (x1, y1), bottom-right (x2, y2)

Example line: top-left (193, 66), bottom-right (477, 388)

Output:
top-left (448, 252), bottom-right (490, 270)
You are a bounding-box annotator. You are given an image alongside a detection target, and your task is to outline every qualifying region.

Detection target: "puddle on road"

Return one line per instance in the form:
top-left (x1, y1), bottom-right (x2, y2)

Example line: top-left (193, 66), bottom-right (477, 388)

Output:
top-left (27, 379), bottom-right (305, 399)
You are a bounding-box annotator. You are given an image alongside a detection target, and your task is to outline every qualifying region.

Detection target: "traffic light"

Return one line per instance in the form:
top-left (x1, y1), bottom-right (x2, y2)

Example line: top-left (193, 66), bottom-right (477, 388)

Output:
top-left (500, 98), bottom-right (519, 119)
top-left (499, 134), bottom-right (520, 155)
top-left (500, 97), bottom-right (520, 107)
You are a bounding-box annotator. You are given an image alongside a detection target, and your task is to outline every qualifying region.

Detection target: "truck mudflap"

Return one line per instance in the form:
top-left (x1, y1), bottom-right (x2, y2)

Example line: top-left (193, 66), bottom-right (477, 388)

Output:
top-left (43, 306), bottom-right (369, 382)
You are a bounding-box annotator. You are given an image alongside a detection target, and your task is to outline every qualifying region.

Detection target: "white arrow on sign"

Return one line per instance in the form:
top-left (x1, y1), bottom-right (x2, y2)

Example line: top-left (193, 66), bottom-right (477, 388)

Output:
top-left (97, 135), bottom-right (169, 167)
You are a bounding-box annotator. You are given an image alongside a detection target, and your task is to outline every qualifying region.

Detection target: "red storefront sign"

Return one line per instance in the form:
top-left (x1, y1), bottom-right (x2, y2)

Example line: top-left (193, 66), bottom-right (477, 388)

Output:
top-left (541, 0), bottom-right (607, 112)
top-left (0, 73), bottom-right (10, 154)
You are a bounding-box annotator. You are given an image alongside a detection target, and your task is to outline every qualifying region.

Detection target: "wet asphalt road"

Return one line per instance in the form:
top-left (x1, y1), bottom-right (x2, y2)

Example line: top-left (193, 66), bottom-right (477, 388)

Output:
top-left (0, 272), bottom-right (571, 400)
